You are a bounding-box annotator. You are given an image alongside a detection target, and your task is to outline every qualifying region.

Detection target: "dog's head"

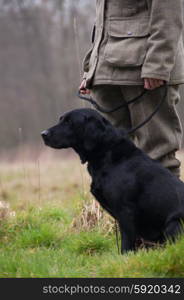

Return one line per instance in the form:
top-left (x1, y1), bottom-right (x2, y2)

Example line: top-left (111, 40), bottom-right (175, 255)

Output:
top-left (41, 108), bottom-right (118, 163)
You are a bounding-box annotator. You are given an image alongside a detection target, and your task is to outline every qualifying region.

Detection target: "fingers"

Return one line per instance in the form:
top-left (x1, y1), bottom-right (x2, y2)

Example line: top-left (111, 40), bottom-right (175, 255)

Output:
top-left (81, 89), bottom-right (91, 95)
top-left (79, 79), bottom-right (91, 95)
top-left (144, 78), bottom-right (151, 90)
top-left (144, 78), bottom-right (164, 90)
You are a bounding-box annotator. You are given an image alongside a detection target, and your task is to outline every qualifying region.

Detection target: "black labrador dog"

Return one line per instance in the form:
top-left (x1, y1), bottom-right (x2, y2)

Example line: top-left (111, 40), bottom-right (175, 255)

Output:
top-left (41, 108), bottom-right (184, 254)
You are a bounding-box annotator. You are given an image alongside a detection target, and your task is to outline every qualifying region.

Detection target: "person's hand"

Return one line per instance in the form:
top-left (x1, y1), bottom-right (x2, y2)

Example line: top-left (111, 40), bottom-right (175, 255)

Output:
top-left (144, 78), bottom-right (164, 90)
top-left (79, 79), bottom-right (91, 94)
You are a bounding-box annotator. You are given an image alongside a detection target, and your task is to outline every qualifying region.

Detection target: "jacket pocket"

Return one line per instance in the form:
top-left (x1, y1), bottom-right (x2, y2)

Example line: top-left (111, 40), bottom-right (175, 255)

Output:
top-left (104, 18), bottom-right (149, 67)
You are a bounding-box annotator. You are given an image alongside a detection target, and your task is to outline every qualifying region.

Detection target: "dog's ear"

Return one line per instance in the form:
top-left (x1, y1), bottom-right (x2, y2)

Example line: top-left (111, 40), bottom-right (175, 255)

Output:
top-left (73, 113), bottom-right (116, 163)
top-left (83, 116), bottom-right (103, 152)
top-left (83, 116), bottom-right (114, 152)
top-left (71, 113), bottom-right (88, 138)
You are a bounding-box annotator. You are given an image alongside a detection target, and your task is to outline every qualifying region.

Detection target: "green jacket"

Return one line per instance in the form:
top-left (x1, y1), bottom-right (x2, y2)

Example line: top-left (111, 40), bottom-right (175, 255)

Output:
top-left (83, 0), bottom-right (184, 87)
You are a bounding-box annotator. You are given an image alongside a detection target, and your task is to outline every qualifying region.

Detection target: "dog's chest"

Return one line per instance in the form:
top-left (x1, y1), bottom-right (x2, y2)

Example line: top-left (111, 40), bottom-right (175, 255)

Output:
top-left (91, 176), bottom-right (106, 201)
top-left (90, 178), bottom-right (116, 218)
top-left (90, 170), bottom-right (112, 206)
top-left (88, 165), bottom-right (106, 195)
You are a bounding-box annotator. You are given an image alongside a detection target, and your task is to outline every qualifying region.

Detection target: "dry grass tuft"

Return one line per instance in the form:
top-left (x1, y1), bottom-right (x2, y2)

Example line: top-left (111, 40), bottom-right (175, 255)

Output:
top-left (0, 201), bottom-right (15, 221)
top-left (72, 198), bottom-right (114, 234)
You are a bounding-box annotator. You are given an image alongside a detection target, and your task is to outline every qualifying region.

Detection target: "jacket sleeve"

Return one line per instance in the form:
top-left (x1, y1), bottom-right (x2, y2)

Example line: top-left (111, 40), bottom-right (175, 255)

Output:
top-left (82, 47), bottom-right (93, 73)
top-left (141, 0), bottom-right (184, 82)
top-left (82, 24), bottom-right (96, 75)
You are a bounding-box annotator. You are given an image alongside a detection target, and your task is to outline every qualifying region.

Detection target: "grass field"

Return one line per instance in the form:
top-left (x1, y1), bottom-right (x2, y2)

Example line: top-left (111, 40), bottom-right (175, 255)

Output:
top-left (0, 151), bottom-right (184, 278)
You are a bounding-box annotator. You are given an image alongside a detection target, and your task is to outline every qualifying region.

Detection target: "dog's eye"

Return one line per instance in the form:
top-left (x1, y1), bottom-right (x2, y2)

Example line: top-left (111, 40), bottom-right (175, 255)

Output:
top-left (64, 117), bottom-right (72, 125)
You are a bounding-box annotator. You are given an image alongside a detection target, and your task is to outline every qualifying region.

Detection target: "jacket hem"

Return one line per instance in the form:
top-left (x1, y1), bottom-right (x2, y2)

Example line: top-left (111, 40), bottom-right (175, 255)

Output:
top-left (91, 78), bottom-right (184, 86)
top-left (141, 72), bottom-right (170, 82)
top-left (168, 79), bottom-right (184, 85)
top-left (92, 78), bottom-right (144, 86)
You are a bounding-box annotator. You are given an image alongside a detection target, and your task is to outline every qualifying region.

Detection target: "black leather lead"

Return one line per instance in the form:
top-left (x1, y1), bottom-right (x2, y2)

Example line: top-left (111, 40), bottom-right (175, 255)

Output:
top-left (77, 84), bottom-right (167, 134)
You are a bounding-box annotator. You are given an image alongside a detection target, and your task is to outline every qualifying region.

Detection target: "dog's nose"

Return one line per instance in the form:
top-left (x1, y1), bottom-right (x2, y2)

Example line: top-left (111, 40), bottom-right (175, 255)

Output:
top-left (41, 130), bottom-right (49, 137)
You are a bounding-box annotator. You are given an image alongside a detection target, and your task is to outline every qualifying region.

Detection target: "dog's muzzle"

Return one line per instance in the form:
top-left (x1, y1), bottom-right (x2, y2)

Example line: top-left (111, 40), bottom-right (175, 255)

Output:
top-left (41, 130), bottom-right (49, 137)
top-left (41, 130), bottom-right (51, 145)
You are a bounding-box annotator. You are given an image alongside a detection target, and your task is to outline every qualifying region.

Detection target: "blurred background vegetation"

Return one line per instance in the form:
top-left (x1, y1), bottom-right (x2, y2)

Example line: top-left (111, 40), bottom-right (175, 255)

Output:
top-left (0, 0), bottom-right (183, 160)
top-left (0, 0), bottom-right (95, 159)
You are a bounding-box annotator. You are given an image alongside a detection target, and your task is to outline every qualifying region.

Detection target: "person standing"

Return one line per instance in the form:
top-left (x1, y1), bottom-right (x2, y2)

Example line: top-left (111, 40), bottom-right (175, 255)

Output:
top-left (79, 0), bottom-right (184, 177)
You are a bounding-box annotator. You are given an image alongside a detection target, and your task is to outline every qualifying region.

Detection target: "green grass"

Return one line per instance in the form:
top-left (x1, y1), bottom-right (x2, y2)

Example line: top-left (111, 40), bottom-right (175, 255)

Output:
top-left (0, 157), bottom-right (184, 278)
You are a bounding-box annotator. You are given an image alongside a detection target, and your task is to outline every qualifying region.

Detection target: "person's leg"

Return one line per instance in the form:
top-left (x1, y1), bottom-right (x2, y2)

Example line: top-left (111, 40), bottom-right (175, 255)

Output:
top-left (91, 85), bottom-right (132, 130)
top-left (121, 85), bottom-right (183, 177)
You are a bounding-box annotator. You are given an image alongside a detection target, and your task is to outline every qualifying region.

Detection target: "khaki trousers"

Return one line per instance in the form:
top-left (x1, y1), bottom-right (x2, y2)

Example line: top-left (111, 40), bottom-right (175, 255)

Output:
top-left (91, 85), bottom-right (183, 177)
